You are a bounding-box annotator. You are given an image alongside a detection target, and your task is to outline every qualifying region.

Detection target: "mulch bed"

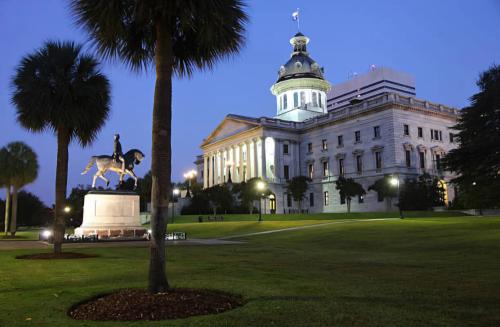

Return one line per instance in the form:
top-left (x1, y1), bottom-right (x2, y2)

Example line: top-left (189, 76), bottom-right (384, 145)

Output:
top-left (16, 252), bottom-right (99, 260)
top-left (68, 288), bottom-right (244, 321)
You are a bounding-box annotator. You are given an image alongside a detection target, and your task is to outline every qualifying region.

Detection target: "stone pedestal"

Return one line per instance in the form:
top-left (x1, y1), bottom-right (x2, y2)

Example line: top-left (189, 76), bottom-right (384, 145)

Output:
top-left (75, 190), bottom-right (147, 239)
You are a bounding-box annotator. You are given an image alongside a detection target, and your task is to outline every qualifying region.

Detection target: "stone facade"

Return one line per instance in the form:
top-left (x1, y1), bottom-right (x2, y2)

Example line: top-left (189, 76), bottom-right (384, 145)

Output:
top-left (197, 33), bottom-right (459, 213)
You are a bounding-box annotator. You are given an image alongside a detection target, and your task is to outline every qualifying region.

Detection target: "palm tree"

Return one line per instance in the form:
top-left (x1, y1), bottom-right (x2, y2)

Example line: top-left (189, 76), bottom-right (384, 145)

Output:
top-left (70, 0), bottom-right (248, 293)
top-left (11, 41), bottom-right (111, 253)
top-left (4, 142), bottom-right (38, 236)
top-left (0, 147), bottom-right (13, 235)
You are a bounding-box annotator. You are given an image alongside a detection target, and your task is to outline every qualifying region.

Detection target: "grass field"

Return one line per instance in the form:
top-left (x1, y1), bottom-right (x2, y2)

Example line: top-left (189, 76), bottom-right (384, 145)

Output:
top-left (1, 216), bottom-right (499, 326)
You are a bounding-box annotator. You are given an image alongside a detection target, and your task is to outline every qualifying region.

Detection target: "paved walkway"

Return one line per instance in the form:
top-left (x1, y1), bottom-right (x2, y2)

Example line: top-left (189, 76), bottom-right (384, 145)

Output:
top-left (220, 218), bottom-right (399, 240)
top-left (0, 238), bottom-right (243, 251)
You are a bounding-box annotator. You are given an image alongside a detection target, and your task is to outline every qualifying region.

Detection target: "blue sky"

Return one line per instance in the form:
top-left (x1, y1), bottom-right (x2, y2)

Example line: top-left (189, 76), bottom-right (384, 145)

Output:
top-left (1, 0), bottom-right (499, 205)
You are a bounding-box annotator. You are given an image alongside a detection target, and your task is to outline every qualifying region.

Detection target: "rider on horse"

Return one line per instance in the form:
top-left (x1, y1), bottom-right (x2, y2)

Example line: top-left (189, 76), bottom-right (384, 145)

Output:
top-left (113, 134), bottom-right (125, 173)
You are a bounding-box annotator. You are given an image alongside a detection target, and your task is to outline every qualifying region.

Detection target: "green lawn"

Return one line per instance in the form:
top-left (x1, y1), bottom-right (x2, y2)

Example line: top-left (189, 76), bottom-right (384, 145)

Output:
top-left (168, 210), bottom-right (468, 224)
top-left (1, 216), bottom-right (499, 326)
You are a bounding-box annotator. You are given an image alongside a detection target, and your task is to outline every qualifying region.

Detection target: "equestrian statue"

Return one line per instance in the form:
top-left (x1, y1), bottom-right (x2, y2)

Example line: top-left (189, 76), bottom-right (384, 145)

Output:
top-left (81, 134), bottom-right (145, 189)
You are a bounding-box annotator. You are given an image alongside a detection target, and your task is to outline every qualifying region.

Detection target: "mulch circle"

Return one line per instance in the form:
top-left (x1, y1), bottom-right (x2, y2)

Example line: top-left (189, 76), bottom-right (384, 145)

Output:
top-left (68, 288), bottom-right (244, 321)
top-left (16, 252), bottom-right (99, 260)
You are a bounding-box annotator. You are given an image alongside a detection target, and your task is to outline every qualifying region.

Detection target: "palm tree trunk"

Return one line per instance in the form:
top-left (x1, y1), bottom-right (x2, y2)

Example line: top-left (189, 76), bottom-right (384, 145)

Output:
top-left (10, 185), bottom-right (19, 236)
top-left (53, 129), bottom-right (70, 254)
top-left (4, 184), bottom-right (11, 235)
top-left (148, 22), bottom-right (172, 293)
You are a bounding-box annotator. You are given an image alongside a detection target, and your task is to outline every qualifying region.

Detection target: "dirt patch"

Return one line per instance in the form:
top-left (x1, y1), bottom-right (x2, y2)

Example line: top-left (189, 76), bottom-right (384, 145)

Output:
top-left (68, 288), bottom-right (244, 321)
top-left (16, 252), bottom-right (99, 260)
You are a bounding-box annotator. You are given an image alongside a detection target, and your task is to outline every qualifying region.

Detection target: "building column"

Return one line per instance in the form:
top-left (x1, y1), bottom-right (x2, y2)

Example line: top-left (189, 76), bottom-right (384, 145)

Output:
top-left (230, 145), bottom-right (236, 182)
top-left (218, 150), bottom-right (223, 184)
top-left (274, 138), bottom-right (282, 182)
top-left (261, 137), bottom-right (267, 180)
top-left (209, 153), bottom-right (214, 187)
top-left (245, 141), bottom-right (251, 181)
top-left (214, 152), bottom-right (219, 185)
top-left (203, 155), bottom-right (208, 188)
top-left (253, 138), bottom-right (259, 178)
top-left (238, 143), bottom-right (244, 182)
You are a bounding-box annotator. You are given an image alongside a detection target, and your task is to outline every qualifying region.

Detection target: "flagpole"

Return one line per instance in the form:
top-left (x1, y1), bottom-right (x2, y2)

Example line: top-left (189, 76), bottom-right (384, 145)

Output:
top-left (297, 8), bottom-right (300, 32)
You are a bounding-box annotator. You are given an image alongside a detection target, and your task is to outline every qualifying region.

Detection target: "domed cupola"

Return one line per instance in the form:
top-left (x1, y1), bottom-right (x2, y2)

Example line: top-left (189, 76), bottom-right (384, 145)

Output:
top-left (271, 33), bottom-right (331, 122)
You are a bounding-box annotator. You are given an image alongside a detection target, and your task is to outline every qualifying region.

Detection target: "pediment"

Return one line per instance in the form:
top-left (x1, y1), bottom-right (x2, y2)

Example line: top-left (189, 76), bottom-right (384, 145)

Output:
top-left (202, 115), bottom-right (260, 146)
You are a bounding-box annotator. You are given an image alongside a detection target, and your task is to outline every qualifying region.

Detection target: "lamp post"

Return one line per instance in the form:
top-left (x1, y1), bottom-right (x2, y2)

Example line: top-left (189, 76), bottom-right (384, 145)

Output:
top-left (389, 176), bottom-right (403, 219)
top-left (183, 169), bottom-right (197, 198)
top-left (172, 188), bottom-right (180, 223)
top-left (256, 181), bottom-right (266, 222)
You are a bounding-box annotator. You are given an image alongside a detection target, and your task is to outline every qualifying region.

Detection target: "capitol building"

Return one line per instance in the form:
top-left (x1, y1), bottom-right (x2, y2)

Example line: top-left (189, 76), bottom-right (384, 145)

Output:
top-left (196, 32), bottom-right (460, 213)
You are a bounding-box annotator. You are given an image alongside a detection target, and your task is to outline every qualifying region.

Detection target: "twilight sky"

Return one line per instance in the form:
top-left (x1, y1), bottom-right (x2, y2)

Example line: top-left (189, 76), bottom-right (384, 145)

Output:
top-left (1, 0), bottom-right (499, 205)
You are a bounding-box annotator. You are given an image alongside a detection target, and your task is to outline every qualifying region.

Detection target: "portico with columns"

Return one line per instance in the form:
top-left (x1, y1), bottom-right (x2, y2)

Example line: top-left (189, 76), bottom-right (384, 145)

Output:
top-left (196, 31), bottom-right (459, 213)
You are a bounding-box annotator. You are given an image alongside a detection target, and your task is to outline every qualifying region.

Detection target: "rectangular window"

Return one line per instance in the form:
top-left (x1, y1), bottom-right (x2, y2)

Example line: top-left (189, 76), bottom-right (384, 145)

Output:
top-left (308, 164), bottom-right (314, 179)
top-left (284, 165), bottom-right (290, 180)
top-left (340, 193), bottom-right (346, 205)
top-left (338, 159), bottom-right (345, 176)
top-left (283, 143), bottom-right (289, 154)
top-left (404, 124), bottom-right (410, 136)
top-left (337, 135), bottom-right (344, 147)
top-left (375, 152), bottom-right (382, 170)
top-left (434, 130), bottom-right (439, 140)
top-left (279, 96), bottom-right (282, 111)
top-left (405, 150), bottom-right (411, 167)
top-left (293, 92), bottom-right (298, 108)
top-left (300, 91), bottom-right (306, 106)
top-left (418, 127), bottom-right (423, 138)
top-left (356, 155), bottom-right (362, 174)
top-left (449, 133), bottom-right (455, 143)
top-left (355, 131), bottom-right (361, 143)
top-left (283, 94), bottom-right (288, 109)
top-left (323, 161), bottom-right (329, 177)
top-left (312, 92), bottom-right (318, 106)
top-left (309, 192), bottom-right (314, 207)
top-left (319, 93), bottom-right (323, 108)
top-left (324, 191), bottom-right (329, 206)
top-left (439, 131), bottom-right (443, 141)
top-left (373, 126), bottom-right (380, 138)
top-left (322, 139), bottom-right (328, 150)
top-left (307, 142), bottom-right (313, 153)
top-left (431, 129), bottom-right (434, 140)
top-left (419, 152), bottom-right (425, 169)
top-left (287, 193), bottom-right (292, 207)
top-left (358, 194), bottom-right (364, 203)
top-left (436, 154), bottom-right (442, 171)
top-left (377, 192), bottom-right (384, 202)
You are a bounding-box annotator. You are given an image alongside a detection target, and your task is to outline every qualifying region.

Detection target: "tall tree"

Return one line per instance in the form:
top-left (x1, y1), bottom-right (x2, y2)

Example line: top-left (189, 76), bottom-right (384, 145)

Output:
top-left (286, 176), bottom-right (311, 211)
top-left (11, 41), bottom-right (111, 253)
top-left (70, 0), bottom-right (248, 293)
top-left (0, 147), bottom-right (13, 235)
top-left (444, 65), bottom-right (500, 210)
top-left (335, 177), bottom-right (366, 213)
top-left (4, 142), bottom-right (38, 236)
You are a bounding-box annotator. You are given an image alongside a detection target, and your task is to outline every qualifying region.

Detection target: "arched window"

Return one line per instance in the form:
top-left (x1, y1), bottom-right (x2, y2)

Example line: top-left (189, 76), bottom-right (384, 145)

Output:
top-left (283, 94), bottom-right (288, 109)
top-left (319, 93), bottom-right (323, 108)
top-left (279, 96), bottom-right (282, 111)
top-left (312, 92), bottom-right (318, 106)
top-left (293, 92), bottom-right (298, 108)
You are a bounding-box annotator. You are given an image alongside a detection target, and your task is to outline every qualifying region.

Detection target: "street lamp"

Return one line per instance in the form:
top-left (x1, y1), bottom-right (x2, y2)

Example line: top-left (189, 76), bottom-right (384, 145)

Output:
top-left (63, 206), bottom-right (71, 213)
top-left (183, 169), bottom-right (197, 198)
top-left (256, 181), bottom-right (266, 222)
top-left (389, 176), bottom-right (403, 219)
top-left (172, 188), bottom-right (180, 223)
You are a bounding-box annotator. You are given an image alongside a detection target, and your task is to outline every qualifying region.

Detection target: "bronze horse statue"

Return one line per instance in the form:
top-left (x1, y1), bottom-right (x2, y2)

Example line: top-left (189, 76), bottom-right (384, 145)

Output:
top-left (81, 149), bottom-right (145, 189)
